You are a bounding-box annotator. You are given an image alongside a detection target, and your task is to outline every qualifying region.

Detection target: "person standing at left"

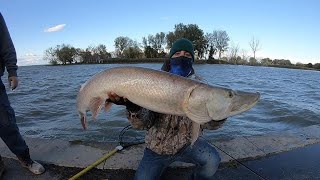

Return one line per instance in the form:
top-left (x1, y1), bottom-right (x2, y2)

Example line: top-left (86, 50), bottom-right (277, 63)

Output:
top-left (0, 12), bottom-right (45, 177)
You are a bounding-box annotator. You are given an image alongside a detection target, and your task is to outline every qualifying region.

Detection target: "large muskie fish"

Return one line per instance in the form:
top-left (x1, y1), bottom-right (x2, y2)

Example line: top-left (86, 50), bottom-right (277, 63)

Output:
top-left (77, 66), bottom-right (260, 144)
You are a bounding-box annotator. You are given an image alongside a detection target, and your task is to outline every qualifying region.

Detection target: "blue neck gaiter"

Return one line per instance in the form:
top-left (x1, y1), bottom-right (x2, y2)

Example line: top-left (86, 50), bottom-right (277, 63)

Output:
top-left (169, 56), bottom-right (193, 77)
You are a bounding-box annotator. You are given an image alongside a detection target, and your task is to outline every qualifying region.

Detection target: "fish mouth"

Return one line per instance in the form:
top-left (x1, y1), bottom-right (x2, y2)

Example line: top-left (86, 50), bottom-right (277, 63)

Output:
top-left (230, 91), bottom-right (260, 115)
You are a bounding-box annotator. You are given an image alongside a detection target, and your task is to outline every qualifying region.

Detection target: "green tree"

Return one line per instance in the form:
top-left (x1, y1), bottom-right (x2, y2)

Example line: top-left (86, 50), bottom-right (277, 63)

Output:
top-left (142, 33), bottom-right (167, 58)
top-left (314, 63), bottom-right (320, 69)
top-left (185, 24), bottom-right (207, 59)
top-left (228, 43), bottom-right (239, 64)
top-left (78, 46), bottom-right (94, 63)
top-left (144, 46), bottom-right (158, 58)
top-left (296, 62), bottom-right (304, 67)
top-left (237, 56), bottom-right (247, 65)
top-left (221, 56), bottom-right (228, 61)
top-left (44, 47), bottom-right (58, 65)
top-left (142, 37), bottom-right (155, 58)
top-left (306, 63), bottom-right (313, 68)
top-left (273, 59), bottom-right (292, 66)
top-left (123, 46), bottom-right (143, 58)
top-left (249, 36), bottom-right (261, 60)
top-left (149, 32), bottom-right (166, 53)
top-left (166, 23), bottom-right (207, 59)
top-left (56, 44), bottom-right (77, 64)
top-left (165, 31), bottom-right (176, 49)
top-left (209, 30), bottom-right (230, 59)
top-left (205, 33), bottom-right (217, 59)
top-left (95, 44), bottom-right (111, 62)
top-left (122, 40), bottom-right (143, 58)
top-left (114, 36), bottom-right (133, 57)
top-left (261, 58), bottom-right (272, 66)
top-left (249, 57), bottom-right (258, 65)
top-left (44, 44), bottom-right (77, 65)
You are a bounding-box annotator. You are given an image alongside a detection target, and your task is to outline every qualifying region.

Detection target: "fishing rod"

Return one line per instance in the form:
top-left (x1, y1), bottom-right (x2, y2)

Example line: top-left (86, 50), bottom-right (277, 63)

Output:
top-left (208, 138), bottom-right (268, 180)
top-left (68, 145), bottom-right (123, 180)
top-left (69, 125), bottom-right (144, 180)
top-left (70, 126), bottom-right (267, 180)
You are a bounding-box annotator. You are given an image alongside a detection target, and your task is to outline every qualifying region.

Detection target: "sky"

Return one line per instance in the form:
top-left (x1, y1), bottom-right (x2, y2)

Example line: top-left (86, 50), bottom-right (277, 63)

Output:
top-left (1, 0), bottom-right (319, 66)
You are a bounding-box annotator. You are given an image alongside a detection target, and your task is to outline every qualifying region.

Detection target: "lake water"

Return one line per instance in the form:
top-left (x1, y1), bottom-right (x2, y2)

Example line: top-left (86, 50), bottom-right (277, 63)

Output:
top-left (4, 64), bottom-right (320, 143)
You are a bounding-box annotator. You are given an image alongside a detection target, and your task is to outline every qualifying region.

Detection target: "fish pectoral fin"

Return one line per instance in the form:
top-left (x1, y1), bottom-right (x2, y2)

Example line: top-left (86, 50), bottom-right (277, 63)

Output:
top-left (89, 97), bottom-right (103, 120)
top-left (191, 122), bottom-right (201, 146)
top-left (182, 85), bottom-right (211, 124)
top-left (105, 102), bottom-right (113, 112)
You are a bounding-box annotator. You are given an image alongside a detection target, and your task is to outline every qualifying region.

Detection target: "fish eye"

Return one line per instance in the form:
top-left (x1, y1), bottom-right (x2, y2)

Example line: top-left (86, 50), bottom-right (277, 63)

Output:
top-left (228, 91), bottom-right (234, 98)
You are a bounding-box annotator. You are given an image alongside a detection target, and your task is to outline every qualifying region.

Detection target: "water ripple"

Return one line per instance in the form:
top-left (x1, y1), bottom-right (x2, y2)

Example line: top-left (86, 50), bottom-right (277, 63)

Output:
top-left (6, 64), bottom-right (319, 143)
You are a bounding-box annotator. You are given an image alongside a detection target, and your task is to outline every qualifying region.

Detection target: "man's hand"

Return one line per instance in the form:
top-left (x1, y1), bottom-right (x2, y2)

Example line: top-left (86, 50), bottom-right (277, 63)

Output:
top-left (201, 119), bottom-right (226, 130)
top-left (8, 76), bottom-right (18, 90)
top-left (107, 92), bottom-right (127, 105)
top-left (107, 92), bottom-right (141, 111)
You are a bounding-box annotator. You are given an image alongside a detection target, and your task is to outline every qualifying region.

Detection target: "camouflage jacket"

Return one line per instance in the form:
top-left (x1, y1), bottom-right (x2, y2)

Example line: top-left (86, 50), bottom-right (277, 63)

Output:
top-left (126, 74), bottom-right (225, 155)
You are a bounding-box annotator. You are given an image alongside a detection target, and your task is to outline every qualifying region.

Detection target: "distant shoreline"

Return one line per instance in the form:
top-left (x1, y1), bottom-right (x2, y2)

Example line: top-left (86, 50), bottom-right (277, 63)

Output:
top-left (46, 58), bottom-right (320, 71)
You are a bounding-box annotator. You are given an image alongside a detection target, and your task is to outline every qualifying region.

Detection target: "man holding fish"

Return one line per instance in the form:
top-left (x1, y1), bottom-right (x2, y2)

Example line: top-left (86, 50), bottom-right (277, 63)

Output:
top-left (108, 38), bottom-right (223, 180)
top-left (77, 37), bottom-right (260, 179)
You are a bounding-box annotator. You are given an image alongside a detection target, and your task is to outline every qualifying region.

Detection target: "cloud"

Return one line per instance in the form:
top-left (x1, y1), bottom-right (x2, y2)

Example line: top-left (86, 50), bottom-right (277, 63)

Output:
top-left (17, 53), bottom-right (47, 66)
top-left (160, 17), bottom-right (170, 20)
top-left (44, 24), bottom-right (66, 32)
top-left (25, 53), bottom-right (36, 57)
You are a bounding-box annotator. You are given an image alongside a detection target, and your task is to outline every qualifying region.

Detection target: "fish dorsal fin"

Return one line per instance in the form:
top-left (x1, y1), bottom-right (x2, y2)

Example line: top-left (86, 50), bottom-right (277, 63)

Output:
top-left (89, 97), bottom-right (103, 120)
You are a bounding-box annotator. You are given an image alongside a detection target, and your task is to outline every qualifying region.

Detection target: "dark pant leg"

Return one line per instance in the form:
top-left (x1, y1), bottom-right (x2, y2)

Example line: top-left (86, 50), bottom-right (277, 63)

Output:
top-left (177, 138), bottom-right (221, 180)
top-left (0, 79), bottom-right (29, 157)
top-left (134, 148), bottom-right (172, 180)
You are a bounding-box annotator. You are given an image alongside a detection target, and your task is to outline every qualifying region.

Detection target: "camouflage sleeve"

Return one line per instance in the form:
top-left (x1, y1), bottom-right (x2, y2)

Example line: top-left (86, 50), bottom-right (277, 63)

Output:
top-left (201, 119), bottom-right (226, 130)
top-left (126, 102), bottom-right (158, 130)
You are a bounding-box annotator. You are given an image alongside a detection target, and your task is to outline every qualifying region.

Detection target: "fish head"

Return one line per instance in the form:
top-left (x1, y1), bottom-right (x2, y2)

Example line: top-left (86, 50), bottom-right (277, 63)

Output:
top-left (76, 80), bottom-right (108, 130)
top-left (76, 96), bottom-right (87, 129)
top-left (206, 86), bottom-right (260, 121)
top-left (76, 82), bottom-right (92, 129)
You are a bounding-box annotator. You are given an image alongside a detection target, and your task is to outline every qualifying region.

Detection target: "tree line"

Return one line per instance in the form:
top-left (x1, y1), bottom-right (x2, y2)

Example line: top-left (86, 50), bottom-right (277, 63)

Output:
top-left (44, 23), bottom-right (320, 70)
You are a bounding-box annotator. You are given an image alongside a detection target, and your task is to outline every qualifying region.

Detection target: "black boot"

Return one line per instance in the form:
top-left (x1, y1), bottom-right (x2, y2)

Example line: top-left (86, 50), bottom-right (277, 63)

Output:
top-left (0, 155), bottom-right (5, 178)
top-left (17, 149), bottom-right (45, 175)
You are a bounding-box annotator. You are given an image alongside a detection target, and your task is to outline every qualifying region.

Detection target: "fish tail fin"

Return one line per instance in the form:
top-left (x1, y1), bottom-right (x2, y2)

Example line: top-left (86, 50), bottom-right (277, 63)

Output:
top-left (89, 97), bottom-right (104, 120)
top-left (80, 112), bottom-right (87, 130)
top-left (191, 122), bottom-right (201, 146)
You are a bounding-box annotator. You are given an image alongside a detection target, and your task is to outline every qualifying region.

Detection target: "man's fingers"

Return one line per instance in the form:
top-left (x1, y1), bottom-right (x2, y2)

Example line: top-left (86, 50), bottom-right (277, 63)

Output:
top-left (106, 92), bottom-right (130, 106)
top-left (111, 92), bottom-right (121, 101)
top-left (108, 92), bottom-right (123, 102)
top-left (8, 77), bottom-right (18, 90)
top-left (114, 96), bottom-right (120, 101)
